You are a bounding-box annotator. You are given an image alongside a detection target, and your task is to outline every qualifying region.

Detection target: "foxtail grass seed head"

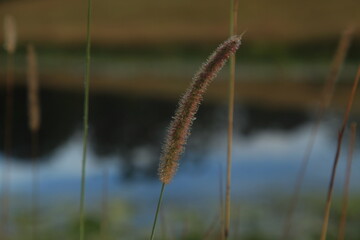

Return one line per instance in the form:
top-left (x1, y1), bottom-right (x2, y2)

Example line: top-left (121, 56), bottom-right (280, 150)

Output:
top-left (27, 44), bottom-right (41, 132)
top-left (4, 15), bottom-right (17, 54)
top-left (158, 35), bottom-right (242, 184)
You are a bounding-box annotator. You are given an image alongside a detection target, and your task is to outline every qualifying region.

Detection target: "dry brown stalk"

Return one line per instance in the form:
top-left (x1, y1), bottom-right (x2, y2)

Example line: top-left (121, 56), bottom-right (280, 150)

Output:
top-left (319, 66), bottom-right (360, 240)
top-left (28, 45), bottom-right (39, 240)
top-left (337, 123), bottom-right (357, 240)
top-left (202, 213), bottom-right (220, 240)
top-left (322, 27), bottom-right (354, 109)
top-left (101, 168), bottom-right (109, 240)
top-left (26, 44), bottom-right (41, 240)
top-left (224, 0), bottom-right (239, 239)
top-left (219, 164), bottom-right (225, 240)
top-left (27, 44), bottom-right (41, 133)
top-left (1, 51), bottom-right (14, 240)
top-left (158, 35), bottom-right (242, 184)
top-left (27, 45), bottom-right (40, 132)
top-left (281, 27), bottom-right (354, 240)
top-left (4, 15), bottom-right (17, 54)
top-left (1, 15), bottom-right (17, 240)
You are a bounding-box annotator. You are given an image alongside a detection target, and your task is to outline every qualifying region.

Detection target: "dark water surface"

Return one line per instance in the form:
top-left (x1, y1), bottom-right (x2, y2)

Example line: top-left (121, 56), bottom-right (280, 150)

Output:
top-left (0, 87), bottom-right (359, 239)
top-left (1, 86), bottom-right (359, 195)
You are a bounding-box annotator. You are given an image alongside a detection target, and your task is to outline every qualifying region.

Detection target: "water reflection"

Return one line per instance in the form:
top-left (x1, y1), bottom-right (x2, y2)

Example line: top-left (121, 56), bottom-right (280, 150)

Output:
top-left (1, 86), bottom-right (360, 239)
top-left (0, 87), bottom-right (323, 180)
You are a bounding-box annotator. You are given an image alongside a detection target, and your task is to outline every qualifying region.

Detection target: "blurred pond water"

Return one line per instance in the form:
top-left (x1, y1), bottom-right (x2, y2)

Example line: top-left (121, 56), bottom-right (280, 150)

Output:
top-left (0, 85), bottom-right (359, 239)
top-left (0, 86), bottom-right (359, 197)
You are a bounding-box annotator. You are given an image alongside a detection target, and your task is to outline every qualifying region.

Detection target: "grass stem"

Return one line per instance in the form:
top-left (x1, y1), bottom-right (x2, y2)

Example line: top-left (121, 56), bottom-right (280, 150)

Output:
top-left (79, 0), bottom-right (93, 239)
top-left (31, 131), bottom-right (39, 240)
top-left (27, 43), bottom-right (41, 240)
top-left (150, 183), bottom-right (166, 240)
top-left (219, 164), bottom-right (225, 240)
top-left (1, 51), bottom-right (14, 240)
top-left (337, 123), bottom-right (356, 240)
top-left (281, 28), bottom-right (353, 240)
top-left (101, 168), bottom-right (109, 240)
top-left (224, 0), bottom-right (238, 238)
top-left (319, 66), bottom-right (359, 240)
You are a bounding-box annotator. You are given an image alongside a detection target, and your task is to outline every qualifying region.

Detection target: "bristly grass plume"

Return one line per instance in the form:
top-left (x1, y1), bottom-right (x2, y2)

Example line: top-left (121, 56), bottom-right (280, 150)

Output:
top-left (150, 35), bottom-right (242, 240)
top-left (158, 35), bottom-right (242, 184)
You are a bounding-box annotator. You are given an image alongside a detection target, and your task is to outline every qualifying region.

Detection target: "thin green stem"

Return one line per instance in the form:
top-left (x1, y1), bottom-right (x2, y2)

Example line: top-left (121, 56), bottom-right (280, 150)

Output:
top-left (31, 131), bottom-right (39, 240)
top-left (101, 168), bottom-right (109, 240)
top-left (219, 165), bottom-right (225, 240)
top-left (337, 123), bottom-right (356, 240)
top-left (224, 0), bottom-right (238, 239)
top-left (1, 52), bottom-right (14, 240)
top-left (79, 0), bottom-right (93, 240)
top-left (150, 183), bottom-right (166, 240)
top-left (319, 66), bottom-right (359, 240)
top-left (281, 28), bottom-right (353, 240)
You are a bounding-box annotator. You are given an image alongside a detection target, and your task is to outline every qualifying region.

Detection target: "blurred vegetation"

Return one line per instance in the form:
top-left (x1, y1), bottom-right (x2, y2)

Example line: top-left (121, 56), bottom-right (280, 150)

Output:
top-left (5, 194), bottom-right (360, 240)
top-left (0, 0), bottom-right (359, 46)
top-left (0, 1), bottom-right (359, 240)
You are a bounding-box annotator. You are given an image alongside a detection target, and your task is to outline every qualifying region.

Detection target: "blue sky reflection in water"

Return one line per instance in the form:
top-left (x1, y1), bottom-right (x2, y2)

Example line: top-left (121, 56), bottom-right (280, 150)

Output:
top-left (1, 91), bottom-right (359, 204)
top-left (0, 89), bottom-right (360, 239)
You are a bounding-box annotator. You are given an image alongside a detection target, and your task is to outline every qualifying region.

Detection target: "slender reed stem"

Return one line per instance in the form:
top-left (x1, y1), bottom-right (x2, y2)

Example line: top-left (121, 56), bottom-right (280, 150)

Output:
top-left (150, 183), bottom-right (166, 240)
top-left (160, 204), bottom-right (168, 240)
top-left (1, 15), bottom-right (16, 240)
top-left (1, 51), bottom-right (14, 240)
top-left (337, 123), bottom-right (356, 240)
top-left (319, 66), bottom-right (360, 240)
top-left (101, 168), bottom-right (109, 240)
top-left (218, 164), bottom-right (225, 240)
top-left (27, 43), bottom-right (41, 240)
top-left (159, 206), bottom-right (167, 240)
top-left (233, 205), bottom-right (241, 239)
top-left (224, 0), bottom-right (238, 238)
top-left (31, 131), bottom-right (39, 240)
top-left (202, 213), bottom-right (220, 240)
top-left (322, 27), bottom-right (354, 109)
top-left (79, 0), bottom-right (93, 239)
top-left (281, 27), bottom-right (353, 240)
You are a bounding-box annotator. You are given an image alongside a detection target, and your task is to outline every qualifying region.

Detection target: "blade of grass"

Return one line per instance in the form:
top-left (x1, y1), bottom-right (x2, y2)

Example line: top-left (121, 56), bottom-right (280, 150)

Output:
top-left (101, 168), bottom-right (109, 240)
top-left (219, 164), bottom-right (225, 240)
top-left (31, 132), bottom-right (39, 240)
top-left (160, 204), bottom-right (168, 240)
top-left (281, 27), bottom-right (353, 240)
top-left (1, 48), bottom-right (14, 240)
top-left (1, 15), bottom-right (17, 236)
top-left (322, 27), bottom-right (354, 109)
top-left (233, 205), bottom-right (241, 240)
top-left (319, 66), bottom-right (360, 240)
top-left (180, 214), bottom-right (190, 240)
top-left (27, 44), bottom-right (41, 240)
top-left (224, 0), bottom-right (239, 238)
top-left (337, 123), bottom-right (356, 240)
top-left (150, 183), bottom-right (166, 240)
top-left (79, 0), bottom-right (93, 239)
top-left (202, 213), bottom-right (220, 240)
